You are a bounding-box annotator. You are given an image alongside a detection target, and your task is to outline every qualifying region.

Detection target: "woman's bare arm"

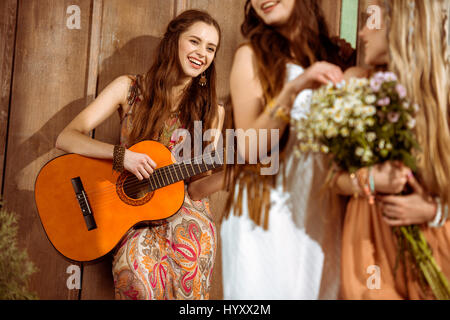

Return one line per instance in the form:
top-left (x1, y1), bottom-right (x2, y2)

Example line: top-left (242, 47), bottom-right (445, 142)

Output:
top-left (55, 75), bottom-right (132, 158)
top-left (231, 45), bottom-right (344, 162)
top-left (230, 45), bottom-right (292, 161)
top-left (55, 75), bottom-right (156, 180)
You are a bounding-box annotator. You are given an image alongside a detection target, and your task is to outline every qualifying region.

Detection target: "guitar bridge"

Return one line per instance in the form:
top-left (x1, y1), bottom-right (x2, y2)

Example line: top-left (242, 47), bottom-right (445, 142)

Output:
top-left (71, 177), bottom-right (97, 231)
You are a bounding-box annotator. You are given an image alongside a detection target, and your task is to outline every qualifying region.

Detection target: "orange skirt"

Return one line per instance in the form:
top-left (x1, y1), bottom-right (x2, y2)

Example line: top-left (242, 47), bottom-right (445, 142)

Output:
top-left (341, 197), bottom-right (450, 299)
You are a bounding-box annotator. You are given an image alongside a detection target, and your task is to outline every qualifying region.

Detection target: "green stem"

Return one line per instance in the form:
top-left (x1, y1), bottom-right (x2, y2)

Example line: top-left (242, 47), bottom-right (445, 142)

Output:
top-left (398, 226), bottom-right (450, 300)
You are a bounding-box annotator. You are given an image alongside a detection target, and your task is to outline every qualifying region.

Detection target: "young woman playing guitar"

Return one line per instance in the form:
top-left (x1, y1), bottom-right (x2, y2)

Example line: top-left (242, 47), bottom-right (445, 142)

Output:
top-left (55, 10), bottom-right (225, 300)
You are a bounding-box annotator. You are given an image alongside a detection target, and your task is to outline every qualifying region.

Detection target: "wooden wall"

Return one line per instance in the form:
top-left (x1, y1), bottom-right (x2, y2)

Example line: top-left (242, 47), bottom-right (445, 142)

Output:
top-left (357, 0), bottom-right (369, 66)
top-left (0, 0), bottom-right (350, 300)
top-left (0, 0), bottom-right (17, 196)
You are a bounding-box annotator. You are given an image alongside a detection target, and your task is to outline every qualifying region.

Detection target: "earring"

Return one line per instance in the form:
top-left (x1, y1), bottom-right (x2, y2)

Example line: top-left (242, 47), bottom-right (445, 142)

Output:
top-left (199, 72), bottom-right (207, 87)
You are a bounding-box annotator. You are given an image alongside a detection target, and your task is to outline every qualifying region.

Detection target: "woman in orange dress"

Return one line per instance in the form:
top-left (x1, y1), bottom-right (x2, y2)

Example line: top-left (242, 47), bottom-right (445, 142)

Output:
top-left (56, 10), bottom-right (225, 300)
top-left (334, 0), bottom-right (450, 299)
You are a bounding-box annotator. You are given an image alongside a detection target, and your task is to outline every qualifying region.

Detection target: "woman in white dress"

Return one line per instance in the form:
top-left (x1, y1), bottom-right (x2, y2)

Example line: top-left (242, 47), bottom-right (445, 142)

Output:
top-left (221, 0), bottom-right (355, 299)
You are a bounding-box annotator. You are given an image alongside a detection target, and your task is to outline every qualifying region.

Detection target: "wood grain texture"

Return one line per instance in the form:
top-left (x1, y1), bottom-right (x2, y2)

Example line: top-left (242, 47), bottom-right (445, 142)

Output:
top-left (85, 0), bottom-right (103, 107)
top-left (93, 0), bottom-right (175, 145)
top-left (0, 0), bottom-right (17, 195)
top-left (320, 0), bottom-right (343, 37)
top-left (182, 0), bottom-right (245, 99)
top-left (80, 0), bottom-right (175, 300)
top-left (357, 0), bottom-right (369, 67)
top-left (3, 0), bottom-right (93, 299)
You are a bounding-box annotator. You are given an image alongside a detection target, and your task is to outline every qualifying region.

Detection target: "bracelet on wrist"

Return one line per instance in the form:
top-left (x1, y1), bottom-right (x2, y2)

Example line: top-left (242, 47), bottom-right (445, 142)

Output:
top-left (439, 202), bottom-right (448, 227)
top-left (350, 173), bottom-right (360, 199)
top-left (429, 197), bottom-right (443, 228)
top-left (274, 106), bottom-right (291, 123)
top-left (356, 168), bottom-right (375, 205)
top-left (113, 144), bottom-right (126, 173)
top-left (369, 166), bottom-right (376, 194)
top-left (264, 99), bottom-right (291, 123)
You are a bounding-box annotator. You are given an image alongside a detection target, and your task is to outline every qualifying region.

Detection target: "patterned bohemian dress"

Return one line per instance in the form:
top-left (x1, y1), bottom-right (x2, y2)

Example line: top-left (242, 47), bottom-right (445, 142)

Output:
top-left (112, 75), bottom-right (216, 300)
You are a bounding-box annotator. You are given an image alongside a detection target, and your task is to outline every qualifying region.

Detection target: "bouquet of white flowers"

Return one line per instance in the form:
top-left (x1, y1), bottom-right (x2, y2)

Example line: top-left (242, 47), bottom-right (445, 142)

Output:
top-left (293, 71), bottom-right (450, 300)
top-left (294, 72), bottom-right (419, 173)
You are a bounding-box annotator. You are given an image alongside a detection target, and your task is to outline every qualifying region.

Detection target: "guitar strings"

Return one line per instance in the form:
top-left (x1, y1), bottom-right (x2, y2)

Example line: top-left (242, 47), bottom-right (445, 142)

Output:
top-left (85, 154), bottom-right (223, 209)
top-left (83, 146), bottom-right (231, 197)
top-left (82, 151), bottom-right (228, 208)
top-left (85, 148), bottom-right (226, 197)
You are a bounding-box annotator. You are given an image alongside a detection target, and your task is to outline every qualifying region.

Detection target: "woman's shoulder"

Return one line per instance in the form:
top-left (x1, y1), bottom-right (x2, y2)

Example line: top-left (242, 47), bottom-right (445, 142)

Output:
top-left (233, 43), bottom-right (257, 66)
top-left (231, 44), bottom-right (258, 81)
top-left (115, 74), bottom-right (143, 118)
top-left (343, 67), bottom-right (370, 80)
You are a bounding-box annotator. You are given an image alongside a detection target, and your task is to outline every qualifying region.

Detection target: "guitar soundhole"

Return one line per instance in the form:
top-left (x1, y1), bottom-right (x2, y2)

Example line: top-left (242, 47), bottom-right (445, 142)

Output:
top-left (116, 172), bottom-right (154, 206)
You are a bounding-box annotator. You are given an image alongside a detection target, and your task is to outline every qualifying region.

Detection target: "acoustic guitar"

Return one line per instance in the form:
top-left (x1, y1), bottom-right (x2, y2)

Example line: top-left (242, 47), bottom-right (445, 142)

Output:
top-left (34, 140), bottom-right (223, 262)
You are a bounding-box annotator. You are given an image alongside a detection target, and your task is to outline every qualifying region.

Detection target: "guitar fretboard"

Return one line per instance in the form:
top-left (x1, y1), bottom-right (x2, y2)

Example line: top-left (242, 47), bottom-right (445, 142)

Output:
top-left (147, 149), bottom-right (224, 191)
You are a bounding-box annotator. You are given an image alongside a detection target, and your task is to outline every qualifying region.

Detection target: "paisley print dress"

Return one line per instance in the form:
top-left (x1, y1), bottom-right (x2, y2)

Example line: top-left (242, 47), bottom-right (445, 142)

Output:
top-left (112, 75), bottom-right (216, 300)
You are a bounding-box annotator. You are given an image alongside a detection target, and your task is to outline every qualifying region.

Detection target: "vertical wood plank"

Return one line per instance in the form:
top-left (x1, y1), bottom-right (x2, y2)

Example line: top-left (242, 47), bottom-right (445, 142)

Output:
top-left (93, 0), bottom-right (175, 145)
top-left (74, 0), bottom-right (103, 300)
top-left (182, 0), bottom-right (245, 99)
top-left (174, 0), bottom-right (189, 16)
top-left (80, 0), bottom-right (175, 300)
top-left (357, 0), bottom-right (369, 66)
top-left (4, 0), bottom-right (93, 299)
top-left (85, 0), bottom-right (103, 108)
top-left (319, 0), bottom-right (343, 37)
top-left (0, 0), bottom-right (17, 195)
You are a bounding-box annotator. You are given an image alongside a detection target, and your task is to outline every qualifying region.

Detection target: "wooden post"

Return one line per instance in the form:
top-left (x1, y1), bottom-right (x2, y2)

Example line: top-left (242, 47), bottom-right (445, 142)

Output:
top-left (0, 0), bottom-right (17, 196)
top-left (357, 0), bottom-right (369, 66)
top-left (3, 0), bottom-right (93, 299)
top-left (320, 0), bottom-right (343, 37)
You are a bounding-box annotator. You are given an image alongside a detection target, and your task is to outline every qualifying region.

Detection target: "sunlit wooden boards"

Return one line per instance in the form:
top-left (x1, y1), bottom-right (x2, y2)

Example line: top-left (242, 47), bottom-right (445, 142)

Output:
top-left (3, 0), bottom-right (93, 299)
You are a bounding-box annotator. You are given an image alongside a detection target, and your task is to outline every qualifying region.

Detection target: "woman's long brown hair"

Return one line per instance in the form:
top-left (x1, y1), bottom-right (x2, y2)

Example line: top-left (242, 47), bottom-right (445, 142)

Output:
top-left (242, 0), bottom-right (355, 102)
top-left (128, 10), bottom-right (221, 146)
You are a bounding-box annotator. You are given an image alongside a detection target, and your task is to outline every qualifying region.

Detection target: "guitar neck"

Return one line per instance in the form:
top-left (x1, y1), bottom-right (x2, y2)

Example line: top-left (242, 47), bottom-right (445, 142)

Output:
top-left (148, 149), bottom-right (224, 191)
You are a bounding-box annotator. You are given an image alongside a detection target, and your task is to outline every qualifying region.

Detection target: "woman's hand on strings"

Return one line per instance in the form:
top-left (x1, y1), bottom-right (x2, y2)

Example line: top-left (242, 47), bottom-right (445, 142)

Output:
top-left (124, 150), bottom-right (157, 180)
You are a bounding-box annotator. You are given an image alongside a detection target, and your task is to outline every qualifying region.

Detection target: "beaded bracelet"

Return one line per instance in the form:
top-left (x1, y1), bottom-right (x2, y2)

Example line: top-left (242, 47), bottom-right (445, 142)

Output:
top-left (349, 173), bottom-right (360, 199)
top-left (368, 166), bottom-right (376, 194)
top-left (113, 145), bottom-right (126, 173)
top-left (429, 197), bottom-right (449, 228)
top-left (265, 99), bottom-right (290, 123)
top-left (274, 106), bottom-right (291, 123)
top-left (356, 168), bottom-right (375, 205)
top-left (441, 203), bottom-right (449, 227)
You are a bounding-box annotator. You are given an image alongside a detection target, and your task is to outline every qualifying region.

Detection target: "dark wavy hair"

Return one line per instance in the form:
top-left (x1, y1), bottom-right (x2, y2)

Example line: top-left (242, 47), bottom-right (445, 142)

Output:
top-left (128, 10), bottom-right (221, 146)
top-left (242, 0), bottom-right (354, 102)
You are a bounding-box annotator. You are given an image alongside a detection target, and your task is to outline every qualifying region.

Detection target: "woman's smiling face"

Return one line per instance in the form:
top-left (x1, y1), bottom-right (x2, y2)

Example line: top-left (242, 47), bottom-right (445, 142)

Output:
top-left (178, 21), bottom-right (219, 79)
top-left (250, 0), bottom-right (295, 26)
